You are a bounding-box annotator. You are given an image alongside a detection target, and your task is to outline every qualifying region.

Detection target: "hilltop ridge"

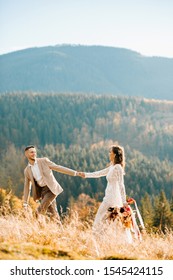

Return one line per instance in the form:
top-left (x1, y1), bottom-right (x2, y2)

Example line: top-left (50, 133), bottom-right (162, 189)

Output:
top-left (0, 45), bottom-right (173, 100)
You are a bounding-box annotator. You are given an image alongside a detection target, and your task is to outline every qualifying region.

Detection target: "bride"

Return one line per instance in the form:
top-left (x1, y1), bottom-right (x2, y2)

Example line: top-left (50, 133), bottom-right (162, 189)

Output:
top-left (78, 145), bottom-right (134, 244)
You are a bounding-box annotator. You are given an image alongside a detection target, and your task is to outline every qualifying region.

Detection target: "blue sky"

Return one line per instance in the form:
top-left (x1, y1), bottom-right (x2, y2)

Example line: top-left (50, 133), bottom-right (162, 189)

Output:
top-left (0, 0), bottom-right (173, 57)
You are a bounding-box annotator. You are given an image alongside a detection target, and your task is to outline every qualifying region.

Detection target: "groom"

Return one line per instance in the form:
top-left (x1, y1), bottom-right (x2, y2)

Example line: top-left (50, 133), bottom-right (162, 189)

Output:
top-left (23, 145), bottom-right (79, 220)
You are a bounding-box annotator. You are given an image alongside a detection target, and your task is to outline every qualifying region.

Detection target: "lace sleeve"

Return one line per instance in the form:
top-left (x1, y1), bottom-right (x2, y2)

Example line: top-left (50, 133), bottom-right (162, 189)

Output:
top-left (112, 165), bottom-right (126, 204)
top-left (85, 166), bottom-right (110, 178)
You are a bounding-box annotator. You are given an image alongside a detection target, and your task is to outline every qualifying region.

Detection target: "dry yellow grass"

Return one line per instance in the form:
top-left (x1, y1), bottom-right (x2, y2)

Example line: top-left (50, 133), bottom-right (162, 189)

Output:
top-left (0, 211), bottom-right (173, 260)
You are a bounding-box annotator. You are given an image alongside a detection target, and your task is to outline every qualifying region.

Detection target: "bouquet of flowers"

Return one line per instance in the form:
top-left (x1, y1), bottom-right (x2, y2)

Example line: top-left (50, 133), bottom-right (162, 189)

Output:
top-left (107, 205), bottom-right (132, 228)
top-left (107, 197), bottom-right (145, 241)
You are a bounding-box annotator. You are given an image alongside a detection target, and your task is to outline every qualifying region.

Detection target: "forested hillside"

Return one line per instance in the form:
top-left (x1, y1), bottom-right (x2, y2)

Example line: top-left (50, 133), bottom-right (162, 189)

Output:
top-left (1, 92), bottom-right (173, 160)
top-left (0, 92), bottom-right (173, 215)
top-left (0, 45), bottom-right (173, 100)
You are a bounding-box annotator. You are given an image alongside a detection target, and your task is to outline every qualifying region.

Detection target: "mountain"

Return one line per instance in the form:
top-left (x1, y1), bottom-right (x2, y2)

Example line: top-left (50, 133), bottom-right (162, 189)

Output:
top-left (0, 44), bottom-right (173, 100)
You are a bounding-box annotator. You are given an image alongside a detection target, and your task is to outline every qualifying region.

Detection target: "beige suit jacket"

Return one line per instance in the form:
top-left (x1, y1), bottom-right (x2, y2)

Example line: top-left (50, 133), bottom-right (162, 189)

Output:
top-left (23, 157), bottom-right (76, 203)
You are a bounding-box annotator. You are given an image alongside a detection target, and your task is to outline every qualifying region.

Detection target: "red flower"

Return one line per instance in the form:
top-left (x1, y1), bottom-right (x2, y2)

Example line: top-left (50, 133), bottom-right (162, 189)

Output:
top-left (127, 197), bottom-right (135, 204)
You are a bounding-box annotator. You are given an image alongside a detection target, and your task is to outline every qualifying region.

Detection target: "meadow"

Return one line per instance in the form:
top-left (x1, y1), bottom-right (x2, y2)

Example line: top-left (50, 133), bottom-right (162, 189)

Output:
top-left (0, 210), bottom-right (172, 260)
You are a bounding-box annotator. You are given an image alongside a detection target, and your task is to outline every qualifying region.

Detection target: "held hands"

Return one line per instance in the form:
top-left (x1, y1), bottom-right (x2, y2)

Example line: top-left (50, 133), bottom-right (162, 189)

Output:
top-left (76, 171), bottom-right (86, 178)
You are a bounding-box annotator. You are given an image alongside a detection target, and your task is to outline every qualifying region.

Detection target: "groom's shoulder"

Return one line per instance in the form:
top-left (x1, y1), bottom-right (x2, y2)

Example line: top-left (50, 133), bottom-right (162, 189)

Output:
top-left (24, 165), bottom-right (29, 173)
top-left (37, 157), bottom-right (52, 164)
top-left (37, 157), bottom-right (49, 162)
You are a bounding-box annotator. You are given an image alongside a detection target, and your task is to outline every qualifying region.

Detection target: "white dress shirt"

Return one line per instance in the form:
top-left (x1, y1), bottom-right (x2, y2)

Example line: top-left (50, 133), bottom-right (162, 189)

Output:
top-left (29, 160), bottom-right (46, 187)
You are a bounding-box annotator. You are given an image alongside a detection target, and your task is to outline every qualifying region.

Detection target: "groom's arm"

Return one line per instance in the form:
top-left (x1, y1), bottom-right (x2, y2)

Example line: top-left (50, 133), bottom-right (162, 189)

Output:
top-left (23, 171), bottom-right (31, 206)
top-left (44, 157), bottom-right (77, 176)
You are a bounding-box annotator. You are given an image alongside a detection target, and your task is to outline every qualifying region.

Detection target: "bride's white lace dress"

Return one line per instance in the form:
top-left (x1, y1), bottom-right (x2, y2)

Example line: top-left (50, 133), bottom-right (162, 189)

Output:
top-left (85, 163), bottom-right (133, 244)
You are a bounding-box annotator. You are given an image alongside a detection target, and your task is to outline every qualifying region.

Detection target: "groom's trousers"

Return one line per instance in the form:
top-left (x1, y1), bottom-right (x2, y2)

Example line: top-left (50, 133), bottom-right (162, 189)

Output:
top-left (36, 185), bottom-right (60, 220)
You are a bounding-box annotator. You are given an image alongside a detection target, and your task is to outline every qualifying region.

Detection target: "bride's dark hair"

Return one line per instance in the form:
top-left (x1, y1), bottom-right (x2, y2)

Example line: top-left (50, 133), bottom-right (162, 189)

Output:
top-left (111, 145), bottom-right (125, 168)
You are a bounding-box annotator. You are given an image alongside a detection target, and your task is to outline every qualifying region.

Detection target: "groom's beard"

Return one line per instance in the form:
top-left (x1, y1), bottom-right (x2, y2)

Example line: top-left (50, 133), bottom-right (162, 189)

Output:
top-left (29, 157), bottom-right (36, 164)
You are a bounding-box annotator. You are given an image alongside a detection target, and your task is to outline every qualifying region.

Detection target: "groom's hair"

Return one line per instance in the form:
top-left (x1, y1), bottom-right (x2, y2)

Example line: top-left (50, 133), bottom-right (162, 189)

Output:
top-left (24, 145), bottom-right (35, 151)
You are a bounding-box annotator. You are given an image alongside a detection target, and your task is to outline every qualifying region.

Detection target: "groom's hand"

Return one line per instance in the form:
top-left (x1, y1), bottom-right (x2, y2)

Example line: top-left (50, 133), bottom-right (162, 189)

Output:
top-left (23, 202), bottom-right (28, 210)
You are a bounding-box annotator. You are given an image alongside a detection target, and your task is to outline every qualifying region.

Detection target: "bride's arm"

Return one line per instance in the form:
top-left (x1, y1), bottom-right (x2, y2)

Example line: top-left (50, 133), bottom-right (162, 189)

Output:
top-left (85, 166), bottom-right (110, 178)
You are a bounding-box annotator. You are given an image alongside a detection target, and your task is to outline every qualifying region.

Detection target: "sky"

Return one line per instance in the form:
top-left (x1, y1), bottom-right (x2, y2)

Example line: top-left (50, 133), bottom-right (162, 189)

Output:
top-left (0, 0), bottom-right (173, 57)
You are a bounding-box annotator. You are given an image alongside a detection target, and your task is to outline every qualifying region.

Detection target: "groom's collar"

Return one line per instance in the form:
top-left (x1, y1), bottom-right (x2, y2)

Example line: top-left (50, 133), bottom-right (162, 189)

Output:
top-left (28, 159), bottom-right (38, 167)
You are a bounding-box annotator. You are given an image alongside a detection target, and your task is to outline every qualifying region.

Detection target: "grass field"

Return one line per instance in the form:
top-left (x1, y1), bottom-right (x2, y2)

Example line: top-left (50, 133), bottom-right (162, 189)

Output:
top-left (0, 211), bottom-right (172, 260)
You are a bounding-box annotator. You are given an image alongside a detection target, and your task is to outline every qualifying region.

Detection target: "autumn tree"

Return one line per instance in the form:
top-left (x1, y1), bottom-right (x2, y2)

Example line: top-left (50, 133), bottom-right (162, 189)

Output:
top-left (153, 190), bottom-right (173, 232)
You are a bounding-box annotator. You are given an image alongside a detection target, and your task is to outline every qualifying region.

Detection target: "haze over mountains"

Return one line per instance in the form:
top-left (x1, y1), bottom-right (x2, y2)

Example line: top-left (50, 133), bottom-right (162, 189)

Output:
top-left (0, 44), bottom-right (173, 100)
